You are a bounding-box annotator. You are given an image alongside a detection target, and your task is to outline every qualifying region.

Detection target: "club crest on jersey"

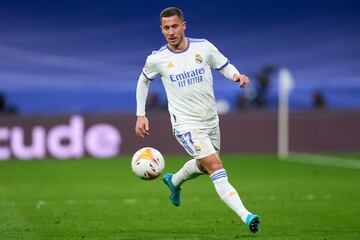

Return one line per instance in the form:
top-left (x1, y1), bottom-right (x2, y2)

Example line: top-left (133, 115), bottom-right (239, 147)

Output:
top-left (167, 62), bottom-right (175, 68)
top-left (195, 54), bottom-right (203, 64)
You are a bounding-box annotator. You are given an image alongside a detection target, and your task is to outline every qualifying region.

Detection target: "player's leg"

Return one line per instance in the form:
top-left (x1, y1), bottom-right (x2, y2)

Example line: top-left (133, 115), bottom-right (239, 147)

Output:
top-left (163, 129), bottom-right (207, 206)
top-left (163, 158), bottom-right (206, 206)
top-left (199, 153), bottom-right (260, 232)
top-left (198, 153), bottom-right (251, 220)
top-left (199, 126), bottom-right (260, 233)
top-left (171, 158), bottom-right (207, 187)
top-left (163, 159), bottom-right (205, 206)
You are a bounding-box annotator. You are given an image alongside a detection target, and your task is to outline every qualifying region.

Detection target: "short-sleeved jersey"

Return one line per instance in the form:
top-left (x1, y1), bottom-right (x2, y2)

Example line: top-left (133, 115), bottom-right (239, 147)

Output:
top-left (142, 38), bottom-right (228, 131)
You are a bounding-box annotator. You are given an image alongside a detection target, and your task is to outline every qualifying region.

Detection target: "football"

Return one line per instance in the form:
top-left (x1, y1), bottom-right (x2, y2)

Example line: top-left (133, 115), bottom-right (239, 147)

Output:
top-left (131, 147), bottom-right (165, 180)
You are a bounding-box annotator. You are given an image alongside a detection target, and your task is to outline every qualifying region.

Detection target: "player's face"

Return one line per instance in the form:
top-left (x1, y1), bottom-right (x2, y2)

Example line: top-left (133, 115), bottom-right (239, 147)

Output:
top-left (161, 15), bottom-right (186, 48)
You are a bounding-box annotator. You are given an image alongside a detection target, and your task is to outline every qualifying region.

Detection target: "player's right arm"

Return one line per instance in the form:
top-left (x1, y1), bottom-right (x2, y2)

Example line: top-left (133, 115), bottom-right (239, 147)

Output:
top-left (135, 116), bottom-right (149, 138)
top-left (135, 56), bottom-right (159, 138)
top-left (135, 73), bottom-right (150, 138)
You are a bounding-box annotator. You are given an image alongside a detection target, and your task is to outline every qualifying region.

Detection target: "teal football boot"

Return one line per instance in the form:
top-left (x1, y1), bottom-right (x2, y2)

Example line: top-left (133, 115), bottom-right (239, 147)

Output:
top-left (162, 173), bottom-right (181, 207)
top-left (246, 214), bottom-right (260, 233)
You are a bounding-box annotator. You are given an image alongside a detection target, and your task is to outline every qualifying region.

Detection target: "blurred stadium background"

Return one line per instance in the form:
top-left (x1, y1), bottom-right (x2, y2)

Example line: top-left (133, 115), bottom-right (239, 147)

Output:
top-left (1, 0), bottom-right (359, 158)
top-left (0, 0), bottom-right (359, 239)
top-left (1, 0), bottom-right (360, 113)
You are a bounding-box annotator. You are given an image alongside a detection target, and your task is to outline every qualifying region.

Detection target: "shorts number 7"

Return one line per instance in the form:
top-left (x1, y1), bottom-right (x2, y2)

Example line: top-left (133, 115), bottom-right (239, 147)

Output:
top-left (184, 131), bottom-right (194, 144)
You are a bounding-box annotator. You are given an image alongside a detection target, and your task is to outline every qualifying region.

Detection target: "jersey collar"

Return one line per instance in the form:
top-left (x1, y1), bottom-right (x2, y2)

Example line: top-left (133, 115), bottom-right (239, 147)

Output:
top-left (166, 38), bottom-right (190, 54)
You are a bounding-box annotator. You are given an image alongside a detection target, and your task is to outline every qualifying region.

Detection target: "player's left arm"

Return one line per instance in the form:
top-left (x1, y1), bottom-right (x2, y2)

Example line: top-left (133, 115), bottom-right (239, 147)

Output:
top-left (219, 64), bottom-right (249, 88)
top-left (206, 40), bottom-right (249, 88)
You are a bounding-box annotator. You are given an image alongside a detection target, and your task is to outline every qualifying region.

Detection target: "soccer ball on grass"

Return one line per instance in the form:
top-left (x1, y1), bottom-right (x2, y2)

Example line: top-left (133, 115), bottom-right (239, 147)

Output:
top-left (131, 147), bottom-right (165, 180)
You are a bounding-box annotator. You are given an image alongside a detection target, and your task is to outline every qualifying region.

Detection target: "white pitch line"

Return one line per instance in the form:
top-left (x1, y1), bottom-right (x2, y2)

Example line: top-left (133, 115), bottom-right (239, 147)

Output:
top-left (281, 152), bottom-right (360, 170)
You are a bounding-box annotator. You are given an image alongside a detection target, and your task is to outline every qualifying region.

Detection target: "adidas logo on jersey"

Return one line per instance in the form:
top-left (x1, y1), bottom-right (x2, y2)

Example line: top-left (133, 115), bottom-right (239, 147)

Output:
top-left (167, 62), bottom-right (175, 68)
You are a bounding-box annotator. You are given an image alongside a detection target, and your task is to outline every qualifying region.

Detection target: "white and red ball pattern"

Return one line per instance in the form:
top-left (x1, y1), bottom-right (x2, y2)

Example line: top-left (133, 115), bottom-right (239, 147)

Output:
top-left (131, 147), bottom-right (165, 180)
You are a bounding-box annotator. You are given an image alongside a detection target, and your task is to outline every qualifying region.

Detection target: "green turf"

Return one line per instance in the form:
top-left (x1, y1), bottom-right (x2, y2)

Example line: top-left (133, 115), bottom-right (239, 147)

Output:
top-left (0, 154), bottom-right (359, 239)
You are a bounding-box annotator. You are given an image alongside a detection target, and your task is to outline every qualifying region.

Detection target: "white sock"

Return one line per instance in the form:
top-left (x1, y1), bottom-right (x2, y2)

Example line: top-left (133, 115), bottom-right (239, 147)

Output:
top-left (210, 168), bottom-right (251, 224)
top-left (172, 159), bottom-right (205, 187)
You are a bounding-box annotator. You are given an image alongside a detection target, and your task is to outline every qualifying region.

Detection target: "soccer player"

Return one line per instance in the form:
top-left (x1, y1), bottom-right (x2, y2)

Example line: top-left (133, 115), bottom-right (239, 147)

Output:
top-left (135, 7), bottom-right (260, 233)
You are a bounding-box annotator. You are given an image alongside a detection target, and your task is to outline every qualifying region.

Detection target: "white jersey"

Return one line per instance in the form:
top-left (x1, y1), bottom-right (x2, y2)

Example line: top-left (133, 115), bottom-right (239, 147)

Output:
top-left (142, 38), bottom-right (229, 130)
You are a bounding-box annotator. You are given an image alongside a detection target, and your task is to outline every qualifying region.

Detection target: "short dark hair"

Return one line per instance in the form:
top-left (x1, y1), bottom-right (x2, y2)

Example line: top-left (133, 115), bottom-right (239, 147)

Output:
top-left (160, 7), bottom-right (184, 22)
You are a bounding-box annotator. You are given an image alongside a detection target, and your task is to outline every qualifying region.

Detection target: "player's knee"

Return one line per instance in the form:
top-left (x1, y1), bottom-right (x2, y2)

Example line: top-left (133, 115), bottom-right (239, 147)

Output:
top-left (207, 161), bottom-right (223, 173)
top-left (196, 161), bottom-right (208, 173)
top-left (198, 153), bottom-right (223, 173)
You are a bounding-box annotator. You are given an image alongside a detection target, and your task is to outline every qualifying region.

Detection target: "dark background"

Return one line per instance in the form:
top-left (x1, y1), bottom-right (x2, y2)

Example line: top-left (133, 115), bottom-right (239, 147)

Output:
top-left (0, 0), bottom-right (359, 114)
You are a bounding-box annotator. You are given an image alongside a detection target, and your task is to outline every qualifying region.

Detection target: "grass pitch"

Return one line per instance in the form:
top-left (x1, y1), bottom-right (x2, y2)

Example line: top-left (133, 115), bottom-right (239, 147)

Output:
top-left (0, 154), bottom-right (359, 239)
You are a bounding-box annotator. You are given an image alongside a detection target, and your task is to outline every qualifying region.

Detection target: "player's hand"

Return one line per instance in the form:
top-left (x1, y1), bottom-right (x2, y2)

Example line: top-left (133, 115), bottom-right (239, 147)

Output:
top-left (135, 116), bottom-right (149, 138)
top-left (233, 73), bottom-right (249, 88)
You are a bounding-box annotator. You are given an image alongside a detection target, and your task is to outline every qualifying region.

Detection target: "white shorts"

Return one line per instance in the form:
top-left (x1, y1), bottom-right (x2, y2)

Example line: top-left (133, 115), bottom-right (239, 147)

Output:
top-left (173, 126), bottom-right (220, 159)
